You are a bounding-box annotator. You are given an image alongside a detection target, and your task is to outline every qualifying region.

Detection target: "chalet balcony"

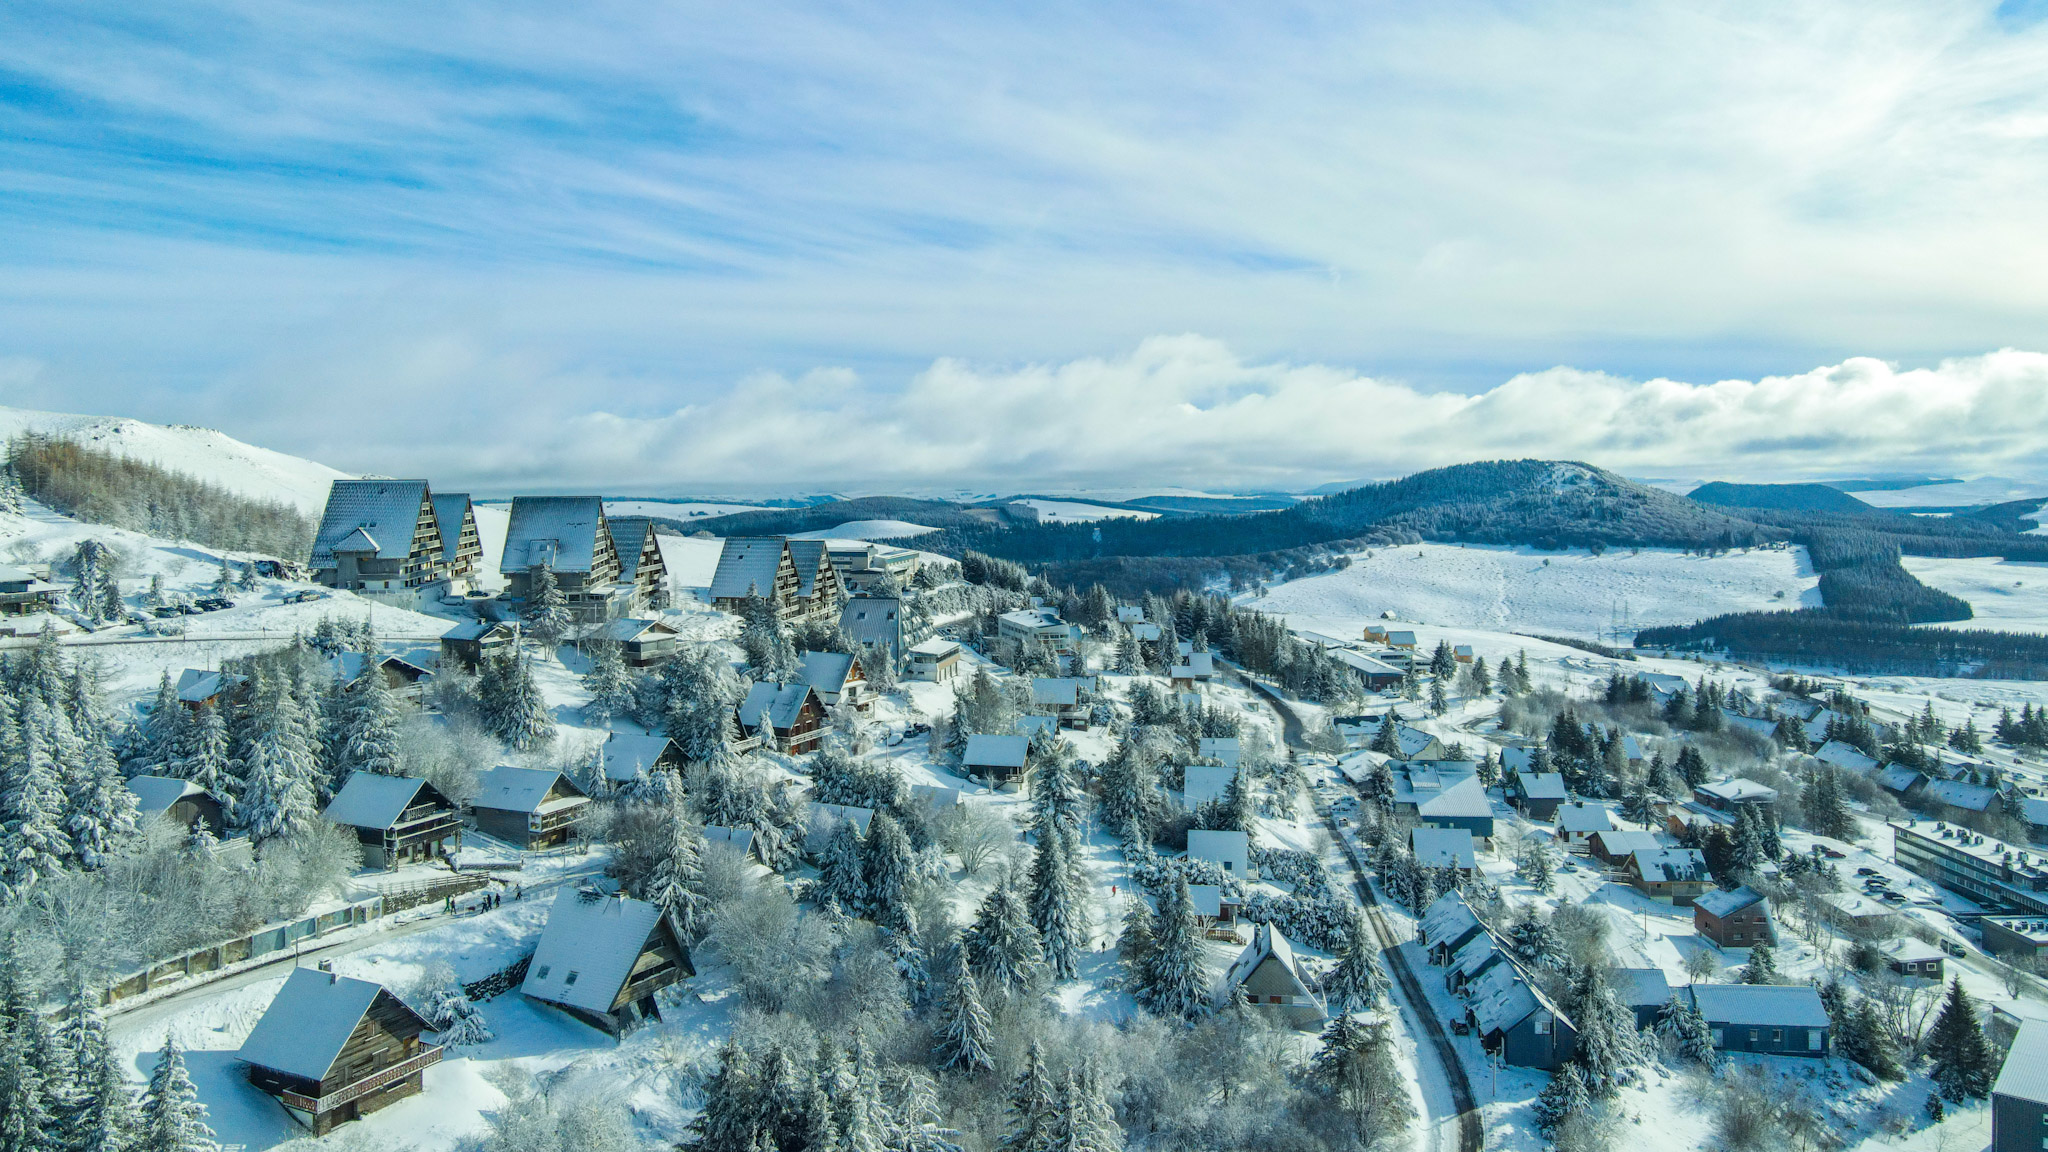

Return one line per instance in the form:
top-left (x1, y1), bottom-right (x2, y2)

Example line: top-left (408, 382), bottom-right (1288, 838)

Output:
top-left (279, 1044), bottom-right (443, 1115)
top-left (528, 802), bottom-right (590, 835)
top-left (387, 808), bottom-right (463, 844)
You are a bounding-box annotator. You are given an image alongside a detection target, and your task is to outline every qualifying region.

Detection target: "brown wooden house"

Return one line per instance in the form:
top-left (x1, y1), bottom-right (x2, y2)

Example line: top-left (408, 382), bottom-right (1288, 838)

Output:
top-left (521, 889), bottom-right (695, 1035)
top-left (125, 776), bottom-right (226, 839)
top-left (1693, 885), bottom-right (1774, 949)
top-left (470, 766), bottom-right (591, 849)
top-left (321, 773), bottom-right (463, 869)
top-left (735, 681), bottom-right (827, 754)
top-left (239, 966), bottom-right (441, 1135)
top-left (439, 619), bottom-right (517, 672)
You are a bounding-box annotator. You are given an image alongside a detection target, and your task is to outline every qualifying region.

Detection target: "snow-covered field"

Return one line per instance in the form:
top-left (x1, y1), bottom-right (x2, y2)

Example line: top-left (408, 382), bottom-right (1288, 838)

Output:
top-left (602, 500), bottom-right (769, 521)
top-left (1010, 499), bottom-right (1158, 523)
top-left (0, 404), bottom-right (351, 514)
top-left (1251, 544), bottom-right (1818, 640)
top-left (657, 534), bottom-right (726, 590)
top-left (788, 519), bottom-right (938, 540)
top-left (1903, 555), bottom-right (2048, 633)
top-left (1849, 477), bottom-right (2048, 508)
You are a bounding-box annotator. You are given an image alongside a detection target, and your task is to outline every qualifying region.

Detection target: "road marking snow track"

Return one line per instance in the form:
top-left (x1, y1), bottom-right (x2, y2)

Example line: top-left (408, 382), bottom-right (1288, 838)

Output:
top-left (1223, 663), bottom-right (1484, 1152)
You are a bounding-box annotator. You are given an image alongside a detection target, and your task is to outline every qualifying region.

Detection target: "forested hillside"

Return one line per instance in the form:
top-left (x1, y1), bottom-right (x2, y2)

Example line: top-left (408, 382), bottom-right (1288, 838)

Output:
top-left (671, 496), bottom-right (988, 536)
top-left (7, 434), bottom-right (315, 558)
top-left (1688, 481), bottom-right (1880, 516)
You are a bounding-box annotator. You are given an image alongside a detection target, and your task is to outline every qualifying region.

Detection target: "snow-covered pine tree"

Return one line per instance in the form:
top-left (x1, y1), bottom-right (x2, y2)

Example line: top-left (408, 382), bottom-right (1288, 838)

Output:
top-left (238, 562), bottom-right (258, 592)
top-left (1621, 778), bottom-right (1656, 826)
top-left (1112, 628), bottom-right (1140, 676)
top-left (1927, 978), bottom-right (1994, 1102)
top-left (583, 641), bottom-right (637, 724)
top-left (737, 593), bottom-right (797, 682)
top-left (931, 947), bottom-right (994, 1075)
top-left (211, 559), bottom-right (233, 600)
top-left (0, 1023), bottom-right (56, 1152)
top-left (1653, 994), bottom-right (1716, 1068)
top-left (482, 649), bottom-right (557, 751)
top-left (233, 687), bottom-right (321, 844)
top-left (814, 816), bottom-right (869, 915)
top-left (63, 734), bottom-right (139, 869)
top-left (1139, 877), bottom-right (1209, 1019)
top-left (180, 706), bottom-right (235, 813)
top-left (1370, 714), bottom-right (1400, 756)
top-left (523, 565), bottom-right (571, 654)
top-left (419, 965), bottom-right (494, 1048)
top-left (1428, 676), bottom-right (1447, 716)
top-left (1326, 914), bottom-right (1390, 1014)
top-left (1027, 820), bottom-right (1083, 981)
top-left (646, 815), bottom-right (711, 940)
top-left (655, 646), bottom-right (742, 766)
top-left (1567, 966), bottom-right (1641, 1097)
top-left (688, 1042), bottom-right (762, 1152)
top-left (1531, 1061), bottom-right (1590, 1139)
top-left (2, 697), bottom-right (74, 895)
top-left (963, 875), bottom-right (1045, 997)
top-left (860, 811), bottom-right (915, 932)
top-left (339, 662), bottom-right (404, 776)
top-left (138, 1040), bottom-right (219, 1152)
top-left (1742, 940), bottom-right (1778, 984)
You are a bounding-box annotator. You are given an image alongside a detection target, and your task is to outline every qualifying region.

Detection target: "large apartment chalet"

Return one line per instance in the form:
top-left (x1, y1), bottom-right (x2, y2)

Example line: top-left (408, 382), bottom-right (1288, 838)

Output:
top-left (606, 516), bottom-right (671, 608)
top-left (709, 537), bottom-right (847, 624)
top-left (429, 492), bottom-right (485, 593)
top-left (499, 496), bottom-right (628, 621)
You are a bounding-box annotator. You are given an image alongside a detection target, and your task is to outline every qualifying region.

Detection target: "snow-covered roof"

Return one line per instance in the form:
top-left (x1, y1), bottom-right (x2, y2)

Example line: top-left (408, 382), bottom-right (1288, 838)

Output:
top-left (1516, 773), bottom-right (1567, 800)
top-left (738, 682), bottom-right (816, 731)
top-left (333, 651), bottom-right (430, 683)
top-left (1997, 1021), bottom-right (2048, 1106)
top-left (1821, 890), bottom-right (1894, 919)
top-left (1923, 779), bottom-right (1996, 812)
top-left (1131, 622), bottom-right (1162, 642)
top-left (1411, 827), bottom-right (1476, 869)
top-left (800, 651), bottom-right (861, 694)
top-left (910, 784), bottom-right (961, 810)
top-left (1187, 829), bottom-right (1250, 872)
top-left (1116, 606), bottom-right (1145, 623)
top-left (442, 619), bottom-right (513, 642)
top-left (1880, 938), bottom-right (1944, 965)
top-left (522, 891), bottom-right (668, 1015)
top-left (500, 496), bottom-right (609, 574)
top-left (703, 825), bottom-right (755, 856)
top-left (1803, 710), bottom-right (1843, 743)
top-left (1557, 802), bottom-right (1615, 834)
top-left (1198, 737), bottom-right (1242, 767)
top-left (1420, 891), bottom-right (1482, 951)
top-left (1013, 715), bottom-right (1058, 740)
top-left (1186, 884), bottom-right (1229, 919)
top-left (1589, 830), bottom-right (1663, 857)
top-left (1385, 630), bottom-right (1417, 647)
top-left (473, 766), bottom-right (584, 814)
top-left (710, 537), bottom-right (789, 601)
top-left (2023, 798), bottom-right (2048, 829)
top-left (1614, 967), bottom-right (1671, 1009)
top-left (786, 540), bottom-right (831, 597)
top-left (1330, 649), bottom-right (1406, 678)
top-left (598, 617), bottom-right (678, 643)
top-left (608, 517), bottom-right (656, 581)
top-left (1631, 848), bottom-right (1709, 883)
top-left (963, 734), bottom-right (1028, 769)
top-left (126, 775), bottom-right (204, 817)
top-left (1217, 923), bottom-right (1314, 1007)
top-left (1471, 977), bottom-right (1542, 1038)
top-left (1720, 711), bottom-right (1779, 739)
top-left (1693, 885), bottom-right (1767, 919)
top-left (1031, 678), bottom-right (1079, 707)
top-left (1696, 778), bottom-right (1779, 805)
top-left (806, 802), bottom-right (873, 848)
top-left (1620, 735), bottom-right (1644, 760)
top-left (1877, 766), bottom-right (1924, 795)
top-left (1418, 775), bottom-right (1491, 821)
top-left (333, 527), bottom-right (379, 555)
top-left (429, 493), bottom-right (474, 561)
top-left (1171, 653), bottom-right (1217, 678)
top-left (1183, 766), bottom-right (1235, 808)
top-left (1000, 608), bottom-right (1066, 632)
top-left (1395, 726), bottom-right (1440, 759)
top-left (1451, 934), bottom-right (1504, 979)
top-left (175, 668), bottom-right (243, 703)
top-left (322, 772), bottom-right (437, 830)
top-left (908, 638), bottom-right (959, 659)
top-left (1686, 984), bottom-right (1828, 1029)
top-left (311, 479), bottom-right (431, 567)
top-left (602, 732), bottom-right (678, 781)
top-left (1499, 747), bottom-right (1536, 773)
top-left (239, 968), bottom-right (407, 1082)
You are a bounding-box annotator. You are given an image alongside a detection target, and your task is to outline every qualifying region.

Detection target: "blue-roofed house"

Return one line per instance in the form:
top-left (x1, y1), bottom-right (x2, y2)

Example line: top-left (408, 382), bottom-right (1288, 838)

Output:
top-left (606, 516), bottom-right (670, 608)
top-left (1613, 968), bottom-right (1672, 1030)
top-left (1412, 827), bottom-right (1477, 873)
top-left (963, 733), bottom-right (1031, 787)
top-left (1509, 772), bottom-right (1567, 821)
top-left (1994, 1019), bottom-right (2048, 1152)
top-left (126, 776), bottom-right (225, 838)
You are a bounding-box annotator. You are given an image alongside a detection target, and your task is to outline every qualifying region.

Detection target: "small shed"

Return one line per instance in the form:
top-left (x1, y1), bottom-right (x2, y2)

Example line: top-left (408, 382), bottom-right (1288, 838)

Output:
top-left (470, 766), bottom-right (591, 849)
top-left (1881, 938), bottom-right (1945, 981)
top-left (239, 967), bottom-right (440, 1135)
top-left (125, 776), bottom-right (225, 839)
top-left (1217, 924), bottom-right (1325, 1029)
top-left (321, 773), bottom-right (462, 869)
top-left (1187, 829), bottom-right (1251, 878)
top-left (522, 890), bottom-right (695, 1036)
top-left (1614, 967), bottom-right (1672, 1030)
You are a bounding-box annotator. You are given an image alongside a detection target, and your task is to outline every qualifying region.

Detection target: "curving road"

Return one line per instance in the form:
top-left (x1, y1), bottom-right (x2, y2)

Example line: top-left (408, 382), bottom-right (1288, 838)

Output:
top-left (1225, 663), bottom-right (1485, 1152)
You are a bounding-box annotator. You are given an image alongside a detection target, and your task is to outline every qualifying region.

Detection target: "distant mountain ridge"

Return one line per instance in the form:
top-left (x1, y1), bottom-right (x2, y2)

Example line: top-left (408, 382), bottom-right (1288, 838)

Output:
top-left (1687, 481), bottom-right (1880, 516)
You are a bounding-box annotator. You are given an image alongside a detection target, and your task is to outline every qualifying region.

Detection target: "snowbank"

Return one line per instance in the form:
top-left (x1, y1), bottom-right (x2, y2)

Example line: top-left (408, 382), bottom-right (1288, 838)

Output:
top-left (1011, 499), bottom-right (1158, 523)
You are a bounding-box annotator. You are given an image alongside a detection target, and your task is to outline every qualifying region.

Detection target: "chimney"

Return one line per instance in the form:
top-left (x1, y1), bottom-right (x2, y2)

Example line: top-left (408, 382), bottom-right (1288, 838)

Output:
top-left (318, 959), bottom-right (333, 972)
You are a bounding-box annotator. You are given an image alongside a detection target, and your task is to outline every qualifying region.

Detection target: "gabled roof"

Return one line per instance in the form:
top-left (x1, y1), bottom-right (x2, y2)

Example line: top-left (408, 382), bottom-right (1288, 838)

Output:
top-left (2023, 797), bottom-right (2048, 829)
top-left (1186, 829), bottom-right (1250, 868)
top-left (1116, 606), bottom-right (1145, 623)
top-left (737, 682), bottom-right (818, 731)
top-left (126, 775), bottom-right (205, 817)
top-left (442, 619), bottom-right (515, 642)
top-left (1686, 983), bottom-right (1828, 1029)
top-left (1395, 726), bottom-right (1440, 758)
top-left (910, 784), bottom-right (962, 810)
top-left (1694, 885), bottom-right (1767, 919)
top-left (322, 773), bottom-right (439, 830)
top-left (239, 968), bottom-right (419, 1082)
top-left (963, 733), bottom-right (1029, 769)
top-left (806, 802), bottom-right (874, 844)
top-left (1032, 678), bottom-right (1080, 707)
top-left (1411, 827), bottom-right (1476, 869)
top-left (1418, 775), bottom-right (1491, 821)
top-left (1451, 933), bottom-right (1505, 980)
top-left (429, 493), bottom-right (475, 561)
top-left (1171, 652), bottom-right (1217, 678)
top-left (175, 668), bottom-right (243, 703)
top-left (1557, 802), bottom-right (1615, 834)
top-left (800, 651), bottom-right (861, 694)
top-left (1621, 735), bottom-right (1645, 760)
top-left (333, 527), bottom-right (380, 555)
top-left (1218, 923), bottom-right (1316, 1008)
top-left (785, 539), bottom-right (832, 597)
top-left (608, 517), bottom-right (656, 581)
top-left (598, 617), bottom-right (679, 643)
top-left (1130, 622), bottom-right (1163, 641)
top-left (1631, 847), bottom-right (1709, 883)
top-left (1000, 608), bottom-right (1066, 631)
top-left (1880, 937), bottom-right (1944, 965)
top-left (501, 496), bottom-right (609, 574)
top-left (602, 732), bottom-right (678, 781)
top-left (1198, 737), bottom-right (1242, 767)
top-left (472, 766), bottom-right (586, 815)
top-left (1589, 829), bottom-right (1663, 857)
top-left (1996, 1020), bottom-right (2048, 1106)
top-left (1720, 711), bottom-right (1779, 739)
top-left (1184, 766), bottom-right (1235, 808)
top-left (703, 825), bottom-right (756, 856)
top-left (1614, 967), bottom-right (1672, 1009)
top-left (710, 538), bottom-right (789, 601)
top-left (1420, 891), bottom-right (1482, 951)
top-left (1516, 772), bottom-right (1567, 800)
top-left (1877, 766), bottom-right (1924, 795)
top-left (310, 480), bottom-right (433, 567)
top-left (1013, 715), bottom-right (1058, 740)
top-left (522, 891), bottom-right (672, 1015)
top-left (1697, 778), bottom-right (1779, 804)
top-left (334, 651), bottom-right (431, 683)
top-left (1923, 779), bottom-right (1996, 812)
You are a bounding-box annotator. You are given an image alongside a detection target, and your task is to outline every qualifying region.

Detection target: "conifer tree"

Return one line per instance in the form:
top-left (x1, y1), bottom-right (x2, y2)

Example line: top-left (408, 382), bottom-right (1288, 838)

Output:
top-left (63, 736), bottom-right (138, 869)
top-left (646, 815), bottom-right (711, 940)
top-left (420, 965), bottom-right (494, 1048)
top-left (1112, 628), bottom-right (1140, 676)
top-left (1621, 777), bottom-right (1656, 826)
top-left (1138, 877), bottom-right (1209, 1019)
top-left (1429, 676), bottom-right (1447, 716)
top-left (813, 816), bottom-right (869, 915)
top-left (212, 559), bottom-right (233, 600)
top-left (138, 1040), bottom-right (219, 1152)
top-left (1326, 914), bottom-right (1390, 1014)
top-left (481, 649), bottom-right (556, 751)
top-left (1567, 966), bottom-right (1641, 1097)
top-left (1027, 820), bottom-right (1083, 981)
top-left (523, 565), bottom-right (571, 654)
top-left (234, 688), bottom-right (321, 844)
top-left (1742, 940), bottom-right (1778, 984)
top-left (180, 706), bottom-right (235, 815)
top-left (338, 663), bottom-right (404, 777)
top-left (1001, 1044), bottom-right (1056, 1152)
top-left (1513, 650), bottom-right (1533, 694)
top-left (583, 640), bottom-right (637, 724)
top-left (142, 672), bottom-right (181, 769)
top-left (1471, 656), bottom-right (1492, 697)
top-left (1653, 994), bottom-right (1716, 1068)
top-left (2, 698), bottom-right (73, 895)
top-left (0, 1024), bottom-right (56, 1152)
top-left (861, 811), bottom-right (915, 932)
top-left (964, 876), bottom-right (1044, 997)
top-left (1532, 1062), bottom-right (1590, 1139)
top-left (1370, 714), bottom-right (1400, 756)
top-left (931, 948), bottom-right (994, 1075)
top-left (689, 1042), bottom-right (762, 1152)
top-left (1927, 979), bottom-right (1994, 1102)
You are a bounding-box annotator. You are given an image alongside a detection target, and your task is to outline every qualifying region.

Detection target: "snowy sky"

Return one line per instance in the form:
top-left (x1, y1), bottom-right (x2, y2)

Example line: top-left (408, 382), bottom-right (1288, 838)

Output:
top-left (5, 1), bottom-right (2048, 493)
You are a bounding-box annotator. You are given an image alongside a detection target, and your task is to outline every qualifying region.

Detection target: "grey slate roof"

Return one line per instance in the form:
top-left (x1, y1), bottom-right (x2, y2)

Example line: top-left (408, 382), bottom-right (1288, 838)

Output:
top-left (964, 733), bottom-right (1029, 769)
top-left (322, 772), bottom-right (436, 830)
top-left (786, 539), bottom-right (831, 597)
top-left (738, 682), bottom-right (817, 731)
top-left (1687, 983), bottom-right (1828, 1029)
top-left (602, 732), bottom-right (679, 782)
top-left (472, 766), bottom-right (585, 815)
top-left (523, 891), bottom-right (668, 1015)
top-left (501, 496), bottom-right (608, 574)
top-left (1517, 772), bottom-right (1567, 800)
top-left (1411, 827), bottom-right (1477, 869)
top-left (1614, 967), bottom-right (1672, 1009)
top-left (311, 480), bottom-right (433, 567)
top-left (798, 651), bottom-right (860, 695)
top-left (1997, 1020), bottom-right (2048, 1105)
top-left (608, 517), bottom-right (656, 581)
top-left (429, 493), bottom-right (474, 562)
top-left (710, 538), bottom-right (788, 601)
top-left (239, 968), bottom-right (403, 1082)
top-left (126, 775), bottom-right (204, 817)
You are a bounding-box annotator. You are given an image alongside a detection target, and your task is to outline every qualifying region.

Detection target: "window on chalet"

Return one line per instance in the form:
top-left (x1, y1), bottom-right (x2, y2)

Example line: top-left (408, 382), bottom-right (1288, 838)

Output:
top-left (535, 966), bottom-right (550, 980)
top-left (564, 971), bottom-right (579, 986)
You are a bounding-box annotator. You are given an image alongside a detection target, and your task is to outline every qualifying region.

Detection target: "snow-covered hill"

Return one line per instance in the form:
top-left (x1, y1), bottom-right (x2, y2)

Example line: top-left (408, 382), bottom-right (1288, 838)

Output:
top-left (0, 405), bottom-right (351, 514)
top-left (1249, 543), bottom-right (1819, 640)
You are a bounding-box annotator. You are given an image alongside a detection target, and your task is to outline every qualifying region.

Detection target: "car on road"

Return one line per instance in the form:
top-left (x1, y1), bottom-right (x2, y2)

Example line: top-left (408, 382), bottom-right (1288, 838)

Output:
top-left (1942, 940), bottom-right (1966, 958)
top-left (1857, 867), bottom-right (1879, 876)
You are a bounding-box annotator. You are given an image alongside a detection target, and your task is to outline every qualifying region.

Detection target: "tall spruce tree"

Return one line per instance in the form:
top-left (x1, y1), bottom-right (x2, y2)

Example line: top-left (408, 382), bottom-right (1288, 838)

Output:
top-left (1326, 914), bottom-right (1391, 1014)
top-left (233, 687), bottom-right (321, 844)
top-left (583, 641), bottom-right (637, 724)
top-left (931, 948), bottom-right (994, 1075)
top-left (1927, 979), bottom-right (1994, 1102)
top-left (2, 697), bottom-right (74, 895)
top-left (1027, 820), bottom-right (1083, 981)
top-left (138, 1041), bottom-right (218, 1152)
top-left (523, 565), bottom-right (571, 654)
top-left (860, 811), bottom-right (915, 932)
top-left (963, 876), bottom-right (1044, 996)
top-left (1139, 877), bottom-right (1209, 1019)
top-left (338, 664), bottom-right (404, 777)
top-left (1000, 1043), bottom-right (1056, 1152)
top-left (1567, 966), bottom-right (1641, 1097)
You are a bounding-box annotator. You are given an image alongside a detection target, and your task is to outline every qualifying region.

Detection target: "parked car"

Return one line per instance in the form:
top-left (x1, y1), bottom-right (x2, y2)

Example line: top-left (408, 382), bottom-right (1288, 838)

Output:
top-left (1942, 940), bottom-right (1966, 958)
top-left (1879, 891), bottom-right (1907, 903)
top-left (1856, 867), bottom-right (1879, 877)
top-left (1819, 847), bottom-right (1846, 859)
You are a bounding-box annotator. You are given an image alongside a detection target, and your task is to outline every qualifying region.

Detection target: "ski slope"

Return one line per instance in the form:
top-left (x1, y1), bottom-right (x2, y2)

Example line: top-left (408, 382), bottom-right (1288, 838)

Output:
top-left (0, 405), bottom-right (350, 514)
top-left (1903, 556), bottom-right (2048, 634)
top-left (1251, 543), bottom-right (1819, 640)
top-left (1011, 499), bottom-right (1158, 523)
top-left (789, 520), bottom-right (939, 540)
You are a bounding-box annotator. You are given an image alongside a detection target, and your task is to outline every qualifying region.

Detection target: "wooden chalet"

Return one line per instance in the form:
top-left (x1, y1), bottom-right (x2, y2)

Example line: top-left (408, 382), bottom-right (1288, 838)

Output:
top-left (962, 733), bottom-right (1030, 788)
top-left (1626, 848), bottom-right (1713, 906)
top-left (1217, 923), bottom-right (1326, 1029)
top-left (309, 480), bottom-right (447, 594)
top-left (521, 889), bottom-right (694, 1035)
top-left (321, 773), bottom-right (463, 869)
top-left (784, 539), bottom-right (847, 624)
top-left (710, 537), bottom-right (846, 625)
top-left (239, 966), bottom-right (440, 1135)
top-left (598, 617), bottom-right (683, 668)
top-left (0, 565), bottom-right (62, 616)
top-left (470, 766), bottom-right (591, 849)
top-left (125, 776), bottom-right (226, 838)
top-left (333, 651), bottom-right (432, 701)
top-left (428, 492), bottom-right (485, 592)
top-left (175, 668), bottom-right (246, 711)
top-left (735, 682), bottom-right (827, 754)
top-left (499, 496), bottom-right (627, 622)
top-left (439, 619), bottom-right (516, 672)
top-left (600, 731), bottom-right (684, 790)
top-left (607, 517), bottom-right (670, 608)
top-left (797, 649), bottom-right (868, 711)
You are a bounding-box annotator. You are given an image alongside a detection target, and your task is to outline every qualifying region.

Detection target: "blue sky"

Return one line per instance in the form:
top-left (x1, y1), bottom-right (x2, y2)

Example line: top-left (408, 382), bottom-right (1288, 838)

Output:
top-left (4, 1), bottom-right (2048, 492)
